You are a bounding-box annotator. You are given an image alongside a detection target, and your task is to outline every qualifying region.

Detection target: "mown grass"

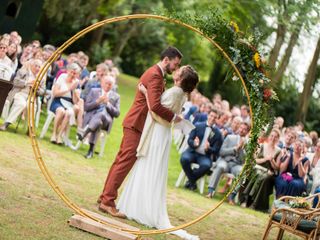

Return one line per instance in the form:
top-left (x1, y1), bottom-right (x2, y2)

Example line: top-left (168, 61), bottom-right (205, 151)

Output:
top-left (0, 73), bottom-right (299, 240)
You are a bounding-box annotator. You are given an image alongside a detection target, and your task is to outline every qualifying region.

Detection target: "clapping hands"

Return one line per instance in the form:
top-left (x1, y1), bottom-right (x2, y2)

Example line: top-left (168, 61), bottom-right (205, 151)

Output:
top-left (194, 136), bottom-right (200, 147)
top-left (138, 83), bottom-right (147, 95)
top-left (69, 80), bottom-right (79, 91)
top-left (27, 79), bottom-right (35, 87)
top-left (97, 93), bottom-right (108, 104)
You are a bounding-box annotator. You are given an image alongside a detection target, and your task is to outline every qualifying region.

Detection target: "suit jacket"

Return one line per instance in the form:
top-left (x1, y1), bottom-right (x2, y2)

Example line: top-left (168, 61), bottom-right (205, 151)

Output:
top-left (187, 122), bottom-right (223, 159)
top-left (84, 88), bottom-right (120, 133)
top-left (218, 134), bottom-right (246, 164)
top-left (6, 67), bottom-right (46, 103)
top-left (192, 112), bottom-right (208, 124)
top-left (122, 65), bottom-right (174, 133)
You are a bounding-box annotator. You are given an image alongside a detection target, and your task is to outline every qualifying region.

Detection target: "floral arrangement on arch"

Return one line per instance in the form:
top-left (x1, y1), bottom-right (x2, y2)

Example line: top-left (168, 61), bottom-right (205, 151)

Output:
top-left (165, 8), bottom-right (278, 183)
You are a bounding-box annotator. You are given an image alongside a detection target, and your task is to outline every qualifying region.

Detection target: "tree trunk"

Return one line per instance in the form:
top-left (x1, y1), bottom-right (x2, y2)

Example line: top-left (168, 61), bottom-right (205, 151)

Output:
top-left (297, 37), bottom-right (320, 122)
top-left (112, 2), bottom-right (140, 59)
top-left (112, 21), bottom-right (138, 60)
top-left (268, 0), bottom-right (289, 70)
top-left (90, 26), bottom-right (105, 47)
top-left (268, 24), bottom-right (286, 70)
top-left (272, 22), bottom-right (302, 83)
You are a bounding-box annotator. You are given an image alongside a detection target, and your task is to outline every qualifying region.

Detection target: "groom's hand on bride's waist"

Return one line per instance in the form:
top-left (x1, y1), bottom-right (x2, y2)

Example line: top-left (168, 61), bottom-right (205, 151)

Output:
top-left (173, 115), bottom-right (182, 123)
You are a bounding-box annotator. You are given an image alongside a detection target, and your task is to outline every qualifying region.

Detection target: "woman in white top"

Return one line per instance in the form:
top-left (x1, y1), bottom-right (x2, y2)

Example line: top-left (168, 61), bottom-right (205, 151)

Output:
top-left (50, 63), bottom-right (81, 144)
top-left (117, 65), bottom-right (200, 240)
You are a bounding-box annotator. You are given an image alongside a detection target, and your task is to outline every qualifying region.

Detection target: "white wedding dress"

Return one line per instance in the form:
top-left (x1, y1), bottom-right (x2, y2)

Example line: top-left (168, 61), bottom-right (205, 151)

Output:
top-left (117, 86), bottom-right (200, 240)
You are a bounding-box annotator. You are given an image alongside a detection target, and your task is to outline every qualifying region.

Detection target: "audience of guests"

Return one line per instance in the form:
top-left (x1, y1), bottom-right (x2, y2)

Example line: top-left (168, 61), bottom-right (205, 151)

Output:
top-left (1, 31), bottom-right (320, 214)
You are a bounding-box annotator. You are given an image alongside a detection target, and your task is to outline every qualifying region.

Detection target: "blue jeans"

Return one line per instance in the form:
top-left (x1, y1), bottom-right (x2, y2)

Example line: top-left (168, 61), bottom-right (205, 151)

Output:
top-left (313, 186), bottom-right (320, 208)
top-left (180, 149), bottom-right (212, 184)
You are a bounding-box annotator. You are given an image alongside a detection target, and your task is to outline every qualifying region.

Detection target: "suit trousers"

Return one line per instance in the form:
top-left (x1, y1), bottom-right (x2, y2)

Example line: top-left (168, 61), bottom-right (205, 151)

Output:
top-left (6, 92), bottom-right (28, 124)
top-left (180, 149), bottom-right (212, 184)
top-left (87, 112), bottom-right (111, 144)
top-left (208, 159), bottom-right (243, 190)
top-left (100, 127), bottom-right (141, 207)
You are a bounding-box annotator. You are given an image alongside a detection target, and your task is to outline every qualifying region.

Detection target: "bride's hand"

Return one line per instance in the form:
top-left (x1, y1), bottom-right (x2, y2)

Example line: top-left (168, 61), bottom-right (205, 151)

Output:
top-left (138, 83), bottom-right (147, 95)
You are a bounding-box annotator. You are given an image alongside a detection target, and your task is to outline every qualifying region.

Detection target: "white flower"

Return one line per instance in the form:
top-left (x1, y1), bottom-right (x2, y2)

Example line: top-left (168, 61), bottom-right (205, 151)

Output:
top-left (232, 75), bottom-right (239, 81)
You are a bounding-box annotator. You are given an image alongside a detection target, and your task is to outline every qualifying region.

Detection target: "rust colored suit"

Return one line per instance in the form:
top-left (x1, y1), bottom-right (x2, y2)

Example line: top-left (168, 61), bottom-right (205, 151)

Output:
top-left (100, 65), bottom-right (175, 207)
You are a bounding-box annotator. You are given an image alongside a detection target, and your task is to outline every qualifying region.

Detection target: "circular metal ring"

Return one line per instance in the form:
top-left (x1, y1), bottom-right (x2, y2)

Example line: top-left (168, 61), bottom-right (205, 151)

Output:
top-left (27, 14), bottom-right (253, 237)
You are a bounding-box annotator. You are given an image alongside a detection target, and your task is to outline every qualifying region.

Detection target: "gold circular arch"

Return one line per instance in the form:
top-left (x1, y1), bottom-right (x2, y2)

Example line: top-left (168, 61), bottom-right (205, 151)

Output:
top-left (27, 14), bottom-right (253, 238)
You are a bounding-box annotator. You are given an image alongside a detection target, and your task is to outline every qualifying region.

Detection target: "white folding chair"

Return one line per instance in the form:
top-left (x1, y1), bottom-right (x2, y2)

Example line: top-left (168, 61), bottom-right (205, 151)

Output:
top-left (39, 95), bottom-right (72, 144)
top-left (39, 111), bottom-right (55, 138)
top-left (98, 130), bottom-right (108, 157)
top-left (175, 163), bottom-right (206, 194)
top-left (70, 128), bottom-right (108, 157)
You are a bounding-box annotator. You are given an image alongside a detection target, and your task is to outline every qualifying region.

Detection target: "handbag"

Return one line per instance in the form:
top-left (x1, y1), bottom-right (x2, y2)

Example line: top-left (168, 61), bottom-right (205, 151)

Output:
top-left (281, 172), bottom-right (293, 182)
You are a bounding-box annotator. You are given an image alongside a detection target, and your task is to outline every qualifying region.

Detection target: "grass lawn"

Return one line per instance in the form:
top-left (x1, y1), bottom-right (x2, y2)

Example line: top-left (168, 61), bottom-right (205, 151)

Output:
top-left (0, 73), bottom-right (299, 240)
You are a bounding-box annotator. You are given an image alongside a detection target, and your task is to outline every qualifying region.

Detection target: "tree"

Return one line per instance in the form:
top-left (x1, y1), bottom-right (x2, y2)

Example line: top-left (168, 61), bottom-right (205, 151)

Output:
top-left (270, 0), bottom-right (319, 83)
top-left (297, 36), bottom-right (320, 122)
top-left (268, 0), bottom-right (290, 70)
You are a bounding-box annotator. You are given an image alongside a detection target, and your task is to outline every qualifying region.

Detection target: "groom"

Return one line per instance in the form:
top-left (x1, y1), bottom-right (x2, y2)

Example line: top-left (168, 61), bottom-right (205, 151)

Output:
top-left (98, 46), bottom-right (183, 218)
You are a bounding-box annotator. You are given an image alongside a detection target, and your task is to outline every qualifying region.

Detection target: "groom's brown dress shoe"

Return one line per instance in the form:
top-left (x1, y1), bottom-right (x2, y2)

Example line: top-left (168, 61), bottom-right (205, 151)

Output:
top-left (98, 203), bottom-right (126, 219)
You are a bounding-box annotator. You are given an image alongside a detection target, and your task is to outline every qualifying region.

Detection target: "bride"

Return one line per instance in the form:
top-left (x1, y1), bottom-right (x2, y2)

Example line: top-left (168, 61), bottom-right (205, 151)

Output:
top-left (117, 65), bottom-right (200, 240)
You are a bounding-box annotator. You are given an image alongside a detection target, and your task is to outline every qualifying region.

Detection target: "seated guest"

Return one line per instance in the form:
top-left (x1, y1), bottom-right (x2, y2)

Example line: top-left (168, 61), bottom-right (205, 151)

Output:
top-left (0, 41), bottom-right (14, 81)
top-left (184, 102), bottom-right (209, 124)
top-left (212, 116), bottom-right (243, 194)
top-left (278, 127), bottom-right (296, 150)
top-left (216, 111), bottom-right (232, 137)
top-left (275, 139), bottom-right (310, 198)
top-left (240, 104), bottom-right (251, 125)
top-left (309, 131), bottom-right (318, 153)
top-left (206, 122), bottom-right (250, 198)
top-left (180, 110), bottom-right (223, 190)
top-left (78, 52), bottom-right (90, 81)
top-left (309, 140), bottom-right (320, 207)
top-left (42, 44), bottom-right (56, 91)
top-left (79, 75), bottom-right (120, 158)
top-left (274, 116), bottom-right (284, 131)
top-left (50, 63), bottom-right (81, 144)
top-left (7, 42), bottom-right (19, 73)
top-left (224, 116), bottom-right (242, 137)
top-left (81, 63), bottom-right (109, 100)
top-left (0, 59), bottom-right (44, 131)
top-left (242, 129), bottom-right (281, 210)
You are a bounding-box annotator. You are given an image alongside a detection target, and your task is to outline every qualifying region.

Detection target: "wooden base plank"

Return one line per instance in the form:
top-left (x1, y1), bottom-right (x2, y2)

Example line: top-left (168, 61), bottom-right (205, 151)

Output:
top-left (68, 209), bottom-right (140, 240)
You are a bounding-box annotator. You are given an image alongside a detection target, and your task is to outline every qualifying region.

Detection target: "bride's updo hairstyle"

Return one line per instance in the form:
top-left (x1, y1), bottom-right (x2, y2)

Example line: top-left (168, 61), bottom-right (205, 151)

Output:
top-left (179, 65), bottom-right (199, 93)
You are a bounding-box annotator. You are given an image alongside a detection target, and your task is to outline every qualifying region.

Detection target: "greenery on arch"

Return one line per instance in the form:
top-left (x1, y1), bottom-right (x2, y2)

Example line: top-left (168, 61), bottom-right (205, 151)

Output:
top-left (164, 8), bottom-right (278, 182)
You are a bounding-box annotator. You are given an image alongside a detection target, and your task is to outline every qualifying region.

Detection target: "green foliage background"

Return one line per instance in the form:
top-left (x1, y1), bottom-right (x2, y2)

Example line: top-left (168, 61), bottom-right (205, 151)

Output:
top-left (34, 0), bottom-right (320, 132)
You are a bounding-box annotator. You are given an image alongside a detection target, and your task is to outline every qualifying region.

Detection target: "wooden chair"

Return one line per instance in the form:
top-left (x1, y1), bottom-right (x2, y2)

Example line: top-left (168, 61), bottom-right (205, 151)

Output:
top-left (263, 193), bottom-right (320, 240)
